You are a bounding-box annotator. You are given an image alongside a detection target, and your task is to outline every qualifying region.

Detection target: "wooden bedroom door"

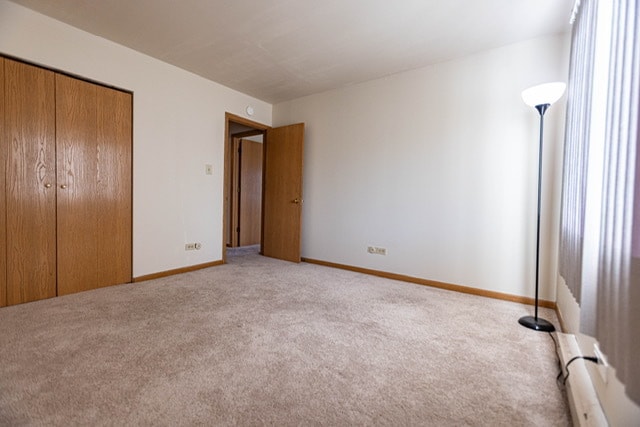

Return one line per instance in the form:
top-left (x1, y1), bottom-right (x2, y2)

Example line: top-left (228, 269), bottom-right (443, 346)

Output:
top-left (4, 59), bottom-right (57, 305)
top-left (230, 137), bottom-right (263, 247)
top-left (262, 123), bottom-right (304, 263)
top-left (55, 74), bottom-right (132, 295)
top-left (238, 138), bottom-right (263, 246)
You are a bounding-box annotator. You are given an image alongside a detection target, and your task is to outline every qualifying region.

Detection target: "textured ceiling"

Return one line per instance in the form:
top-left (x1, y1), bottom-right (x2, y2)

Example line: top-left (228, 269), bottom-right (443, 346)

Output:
top-left (9, 0), bottom-right (573, 103)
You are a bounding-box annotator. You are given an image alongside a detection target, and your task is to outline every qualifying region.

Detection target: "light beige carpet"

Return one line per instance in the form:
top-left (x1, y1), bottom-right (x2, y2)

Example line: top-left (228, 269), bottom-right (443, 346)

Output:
top-left (0, 250), bottom-right (570, 426)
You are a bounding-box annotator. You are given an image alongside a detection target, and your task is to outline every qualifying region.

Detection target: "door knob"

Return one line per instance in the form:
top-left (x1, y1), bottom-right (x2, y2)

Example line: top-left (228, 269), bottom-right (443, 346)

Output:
top-left (60, 184), bottom-right (67, 189)
top-left (292, 198), bottom-right (302, 204)
top-left (44, 183), bottom-right (52, 188)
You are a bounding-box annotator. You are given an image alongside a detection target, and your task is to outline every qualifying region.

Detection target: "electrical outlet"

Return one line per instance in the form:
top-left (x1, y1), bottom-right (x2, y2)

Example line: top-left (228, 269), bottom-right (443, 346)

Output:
top-left (367, 246), bottom-right (387, 255)
top-left (185, 243), bottom-right (196, 251)
top-left (593, 344), bottom-right (608, 384)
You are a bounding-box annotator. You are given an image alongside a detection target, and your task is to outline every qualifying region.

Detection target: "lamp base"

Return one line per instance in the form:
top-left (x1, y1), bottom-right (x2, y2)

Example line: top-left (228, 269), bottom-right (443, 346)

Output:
top-left (518, 316), bottom-right (555, 332)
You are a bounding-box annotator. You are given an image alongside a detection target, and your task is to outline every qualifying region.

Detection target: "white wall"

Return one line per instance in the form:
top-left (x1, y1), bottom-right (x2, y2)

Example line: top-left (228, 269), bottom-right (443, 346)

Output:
top-left (0, 0), bottom-right (272, 277)
top-left (274, 34), bottom-right (569, 300)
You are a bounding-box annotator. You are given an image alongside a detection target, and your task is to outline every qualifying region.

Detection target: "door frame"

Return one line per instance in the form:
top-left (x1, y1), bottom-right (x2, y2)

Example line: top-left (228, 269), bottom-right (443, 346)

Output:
top-left (223, 112), bottom-right (269, 263)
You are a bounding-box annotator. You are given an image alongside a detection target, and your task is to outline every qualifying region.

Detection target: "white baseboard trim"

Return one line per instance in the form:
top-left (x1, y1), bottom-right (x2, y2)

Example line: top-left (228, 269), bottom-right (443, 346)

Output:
top-left (556, 332), bottom-right (608, 426)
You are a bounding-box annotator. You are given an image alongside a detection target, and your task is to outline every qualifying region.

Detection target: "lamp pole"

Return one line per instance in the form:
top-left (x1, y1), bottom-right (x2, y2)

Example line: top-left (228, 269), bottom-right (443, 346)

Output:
top-left (518, 103), bottom-right (555, 332)
top-left (518, 81), bottom-right (565, 332)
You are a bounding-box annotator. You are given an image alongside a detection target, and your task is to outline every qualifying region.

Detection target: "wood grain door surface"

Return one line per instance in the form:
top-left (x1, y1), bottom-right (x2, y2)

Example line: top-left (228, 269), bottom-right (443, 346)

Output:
top-left (56, 74), bottom-right (132, 296)
top-left (4, 59), bottom-right (57, 305)
top-left (230, 137), bottom-right (240, 247)
top-left (1, 60), bottom-right (131, 306)
top-left (239, 139), bottom-right (263, 247)
top-left (95, 82), bottom-right (132, 288)
top-left (262, 123), bottom-right (304, 262)
top-left (56, 74), bottom-right (98, 295)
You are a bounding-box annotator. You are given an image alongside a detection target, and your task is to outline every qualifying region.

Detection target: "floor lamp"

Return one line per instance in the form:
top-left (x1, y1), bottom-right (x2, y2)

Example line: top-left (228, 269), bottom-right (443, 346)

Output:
top-left (518, 82), bottom-right (566, 332)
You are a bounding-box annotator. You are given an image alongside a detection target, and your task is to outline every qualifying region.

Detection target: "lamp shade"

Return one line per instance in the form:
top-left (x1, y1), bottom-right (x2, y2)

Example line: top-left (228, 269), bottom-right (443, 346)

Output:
top-left (521, 82), bottom-right (566, 107)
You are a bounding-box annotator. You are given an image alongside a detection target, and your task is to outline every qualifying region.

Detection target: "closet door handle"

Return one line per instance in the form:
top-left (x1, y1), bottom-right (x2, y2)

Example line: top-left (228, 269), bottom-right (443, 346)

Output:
top-left (44, 183), bottom-right (52, 188)
top-left (60, 184), bottom-right (67, 189)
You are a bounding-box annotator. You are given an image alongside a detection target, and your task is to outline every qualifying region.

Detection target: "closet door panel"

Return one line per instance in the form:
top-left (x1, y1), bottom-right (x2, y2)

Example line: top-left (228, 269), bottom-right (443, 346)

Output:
top-left (55, 74), bottom-right (99, 295)
top-left (5, 59), bottom-right (57, 304)
top-left (96, 85), bottom-right (132, 287)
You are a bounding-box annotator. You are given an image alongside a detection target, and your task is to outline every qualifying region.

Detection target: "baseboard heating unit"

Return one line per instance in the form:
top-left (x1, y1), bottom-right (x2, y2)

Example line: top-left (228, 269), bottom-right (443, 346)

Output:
top-left (556, 332), bottom-right (608, 426)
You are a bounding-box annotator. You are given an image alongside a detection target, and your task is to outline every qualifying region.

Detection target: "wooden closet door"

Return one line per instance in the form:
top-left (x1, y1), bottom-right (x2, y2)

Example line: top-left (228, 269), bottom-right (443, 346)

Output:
top-left (5, 59), bottom-right (57, 304)
top-left (56, 74), bottom-right (98, 295)
top-left (95, 84), bottom-right (132, 287)
top-left (56, 75), bottom-right (132, 295)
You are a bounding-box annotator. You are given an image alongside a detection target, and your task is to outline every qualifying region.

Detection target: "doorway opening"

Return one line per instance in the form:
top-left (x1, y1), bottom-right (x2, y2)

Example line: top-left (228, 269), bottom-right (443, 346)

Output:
top-left (223, 112), bottom-right (305, 264)
top-left (223, 113), bottom-right (269, 262)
